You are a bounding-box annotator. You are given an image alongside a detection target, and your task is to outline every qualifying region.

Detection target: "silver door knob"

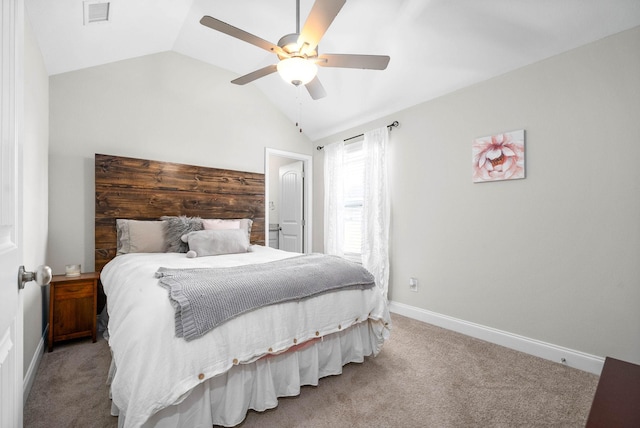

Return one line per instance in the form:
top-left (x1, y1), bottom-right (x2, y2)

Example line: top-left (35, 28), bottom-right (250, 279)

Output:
top-left (18, 265), bottom-right (52, 290)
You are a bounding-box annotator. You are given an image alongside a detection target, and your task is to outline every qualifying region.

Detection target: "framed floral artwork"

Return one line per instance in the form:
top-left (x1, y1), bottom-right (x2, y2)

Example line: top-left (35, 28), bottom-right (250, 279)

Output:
top-left (472, 129), bottom-right (525, 183)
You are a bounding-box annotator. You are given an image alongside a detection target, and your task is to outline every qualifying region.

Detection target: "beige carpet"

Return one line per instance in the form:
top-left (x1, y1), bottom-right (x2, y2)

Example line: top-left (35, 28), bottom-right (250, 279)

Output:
top-left (24, 314), bottom-right (599, 427)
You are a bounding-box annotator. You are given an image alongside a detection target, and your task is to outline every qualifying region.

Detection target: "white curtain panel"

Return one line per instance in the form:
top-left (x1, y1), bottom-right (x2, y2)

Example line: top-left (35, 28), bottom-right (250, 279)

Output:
top-left (324, 126), bottom-right (390, 298)
top-left (362, 127), bottom-right (390, 299)
top-left (323, 140), bottom-right (345, 257)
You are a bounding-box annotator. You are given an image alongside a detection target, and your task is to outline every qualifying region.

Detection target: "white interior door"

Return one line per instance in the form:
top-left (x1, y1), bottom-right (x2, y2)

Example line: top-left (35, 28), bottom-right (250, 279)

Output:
top-left (0, 228), bottom-right (22, 428)
top-left (279, 161), bottom-right (304, 253)
top-left (1, 0), bottom-right (24, 426)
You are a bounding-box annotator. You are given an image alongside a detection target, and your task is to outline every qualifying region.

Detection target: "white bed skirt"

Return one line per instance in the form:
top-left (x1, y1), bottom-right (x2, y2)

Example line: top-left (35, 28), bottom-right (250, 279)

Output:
top-left (109, 319), bottom-right (385, 428)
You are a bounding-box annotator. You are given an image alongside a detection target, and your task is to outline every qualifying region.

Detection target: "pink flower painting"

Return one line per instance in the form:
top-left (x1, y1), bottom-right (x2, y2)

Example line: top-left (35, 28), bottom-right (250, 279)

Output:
top-left (472, 130), bottom-right (525, 182)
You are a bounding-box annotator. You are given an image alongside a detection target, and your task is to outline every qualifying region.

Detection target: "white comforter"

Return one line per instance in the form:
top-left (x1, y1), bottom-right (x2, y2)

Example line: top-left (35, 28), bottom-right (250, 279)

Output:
top-left (101, 246), bottom-right (391, 428)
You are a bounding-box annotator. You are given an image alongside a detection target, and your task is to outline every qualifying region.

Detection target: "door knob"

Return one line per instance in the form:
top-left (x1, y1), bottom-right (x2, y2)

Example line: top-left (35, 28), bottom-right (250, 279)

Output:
top-left (18, 265), bottom-right (52, 290)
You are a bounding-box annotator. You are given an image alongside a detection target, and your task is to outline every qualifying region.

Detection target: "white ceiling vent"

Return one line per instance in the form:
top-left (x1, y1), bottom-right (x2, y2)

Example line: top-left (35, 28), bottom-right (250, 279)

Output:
top-left (83, 1), bottom-right (111, 25)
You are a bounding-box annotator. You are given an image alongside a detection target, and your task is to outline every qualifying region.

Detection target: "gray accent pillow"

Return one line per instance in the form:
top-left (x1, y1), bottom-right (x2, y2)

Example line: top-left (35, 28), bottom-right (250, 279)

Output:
top-left (181, 229), bottom-right (249, 257)
top-left (161, 216), bottom-right (203, 253)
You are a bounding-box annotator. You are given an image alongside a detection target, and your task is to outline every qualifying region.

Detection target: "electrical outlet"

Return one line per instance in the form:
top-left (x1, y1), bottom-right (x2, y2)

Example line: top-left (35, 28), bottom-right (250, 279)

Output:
top-left (409, 277), bottom-right (418, 292)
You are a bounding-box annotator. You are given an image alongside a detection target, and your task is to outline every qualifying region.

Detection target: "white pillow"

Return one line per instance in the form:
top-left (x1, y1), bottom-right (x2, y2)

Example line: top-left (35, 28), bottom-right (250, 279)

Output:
top-left (201, 219), bottom-right (241, 230)
top-left (203, 218), bottom-right (253, 242)
top-left (181, 229), bottom-right (249, 258)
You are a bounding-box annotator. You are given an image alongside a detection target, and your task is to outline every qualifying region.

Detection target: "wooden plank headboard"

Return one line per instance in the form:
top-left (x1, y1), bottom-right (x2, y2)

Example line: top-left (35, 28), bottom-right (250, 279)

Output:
top-left (95, 154), bottom-right (265, 272)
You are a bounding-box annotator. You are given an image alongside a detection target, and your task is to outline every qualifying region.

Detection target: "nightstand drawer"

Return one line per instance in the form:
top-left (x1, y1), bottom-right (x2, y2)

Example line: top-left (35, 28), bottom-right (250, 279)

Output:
top-left (55, 282), bottom-right (94, 299)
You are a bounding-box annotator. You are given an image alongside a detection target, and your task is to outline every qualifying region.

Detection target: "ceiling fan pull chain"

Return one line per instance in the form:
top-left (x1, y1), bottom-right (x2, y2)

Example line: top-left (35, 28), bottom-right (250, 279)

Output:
top-left (295, 85), bottom-right (299, 128)
top-left (296, 85), bottom-right (303, 133)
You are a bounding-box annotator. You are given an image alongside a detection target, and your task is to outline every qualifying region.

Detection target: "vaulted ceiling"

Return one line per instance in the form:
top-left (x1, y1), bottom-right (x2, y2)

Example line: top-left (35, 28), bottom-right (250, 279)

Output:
top-left (25, 0), bottom-right (640, 140)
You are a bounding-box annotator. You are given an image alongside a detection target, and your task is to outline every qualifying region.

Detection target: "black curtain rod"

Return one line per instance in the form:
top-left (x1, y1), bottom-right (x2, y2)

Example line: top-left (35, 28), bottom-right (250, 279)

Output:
top-left (316, 121), bottom-right (399, 151)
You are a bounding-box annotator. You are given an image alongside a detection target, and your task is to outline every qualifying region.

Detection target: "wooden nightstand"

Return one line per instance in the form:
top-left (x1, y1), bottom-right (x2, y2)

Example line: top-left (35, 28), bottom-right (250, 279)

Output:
top-left (48, 272), bottom-right (99, 352)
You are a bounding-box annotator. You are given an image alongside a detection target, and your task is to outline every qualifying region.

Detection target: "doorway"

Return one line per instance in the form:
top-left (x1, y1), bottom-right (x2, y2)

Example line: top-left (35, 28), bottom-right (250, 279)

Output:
top-left (265, 148), bottom-right (313, 253)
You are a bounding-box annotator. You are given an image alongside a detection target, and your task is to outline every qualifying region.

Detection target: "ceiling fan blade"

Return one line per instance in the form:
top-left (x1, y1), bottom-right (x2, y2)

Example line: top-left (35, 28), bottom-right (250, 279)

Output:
top-left (200, 16), bottom-right (286, 57)
top-left (318, 53), bottom-right (390, 70)
top-left (298, 0), bottom-right (346, 55)
top-left (231, 64), bottom-right (278, 85)
top-left (305, 76), bottom-right (327, 100)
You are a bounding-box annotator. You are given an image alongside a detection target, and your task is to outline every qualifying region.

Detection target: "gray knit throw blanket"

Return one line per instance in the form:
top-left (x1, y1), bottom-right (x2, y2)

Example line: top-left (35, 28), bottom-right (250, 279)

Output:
top-left (156, 254), bottom-right (376, 341)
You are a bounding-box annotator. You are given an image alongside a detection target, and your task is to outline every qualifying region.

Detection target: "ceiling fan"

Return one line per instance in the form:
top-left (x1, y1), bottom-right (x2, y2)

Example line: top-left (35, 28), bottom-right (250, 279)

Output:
top-left (200, 0), bottom-right (390, 100)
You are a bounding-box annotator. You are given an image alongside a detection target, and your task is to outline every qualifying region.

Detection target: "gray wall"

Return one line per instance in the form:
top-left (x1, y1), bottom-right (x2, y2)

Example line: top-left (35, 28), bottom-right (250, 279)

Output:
top-left (48, 51), bottom-right (313, 275)
top-left (23, 16), bottom-right (49, 380)
top-left (314, 26), bottom-right (640, 364)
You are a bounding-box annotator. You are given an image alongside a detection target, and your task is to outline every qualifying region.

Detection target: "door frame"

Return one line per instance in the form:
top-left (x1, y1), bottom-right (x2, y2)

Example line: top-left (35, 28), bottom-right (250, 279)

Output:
top-left (265, 148), bottom-right (312, 253)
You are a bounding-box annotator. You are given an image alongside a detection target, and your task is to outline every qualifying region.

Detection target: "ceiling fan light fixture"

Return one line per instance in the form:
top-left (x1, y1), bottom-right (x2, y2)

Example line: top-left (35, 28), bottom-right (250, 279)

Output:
top-left (277, 57), bottom-right (317, 86)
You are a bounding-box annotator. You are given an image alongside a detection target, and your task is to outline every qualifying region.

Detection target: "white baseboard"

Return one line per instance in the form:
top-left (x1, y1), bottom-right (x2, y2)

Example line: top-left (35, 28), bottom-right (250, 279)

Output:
top-left (23, 325), bottom-right (48, 405)
top-left (388, 301), bottom-right (604, 375)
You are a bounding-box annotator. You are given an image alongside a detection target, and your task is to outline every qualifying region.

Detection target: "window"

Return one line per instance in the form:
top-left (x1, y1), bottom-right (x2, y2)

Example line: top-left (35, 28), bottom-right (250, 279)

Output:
top-left (342, 140), bottom-right (365, 262)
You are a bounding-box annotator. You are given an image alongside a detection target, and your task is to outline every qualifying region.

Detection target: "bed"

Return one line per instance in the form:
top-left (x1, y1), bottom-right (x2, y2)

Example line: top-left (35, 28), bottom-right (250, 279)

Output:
top-left (95, 154), bottom-right (391, 428)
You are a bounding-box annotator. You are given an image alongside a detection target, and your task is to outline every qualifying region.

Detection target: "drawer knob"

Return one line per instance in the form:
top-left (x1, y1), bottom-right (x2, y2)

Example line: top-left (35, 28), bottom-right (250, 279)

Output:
top-left (18, 265), bottom-right (52, 290)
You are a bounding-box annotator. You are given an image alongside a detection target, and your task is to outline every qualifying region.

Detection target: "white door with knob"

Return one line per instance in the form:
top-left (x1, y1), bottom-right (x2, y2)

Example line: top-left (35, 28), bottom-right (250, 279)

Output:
top-left (279, 161), bottom-right (304, 253)
top-left (0, 231), bottom-right (22, 428)
top-left (1, 0), bottom-right (24, 425)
